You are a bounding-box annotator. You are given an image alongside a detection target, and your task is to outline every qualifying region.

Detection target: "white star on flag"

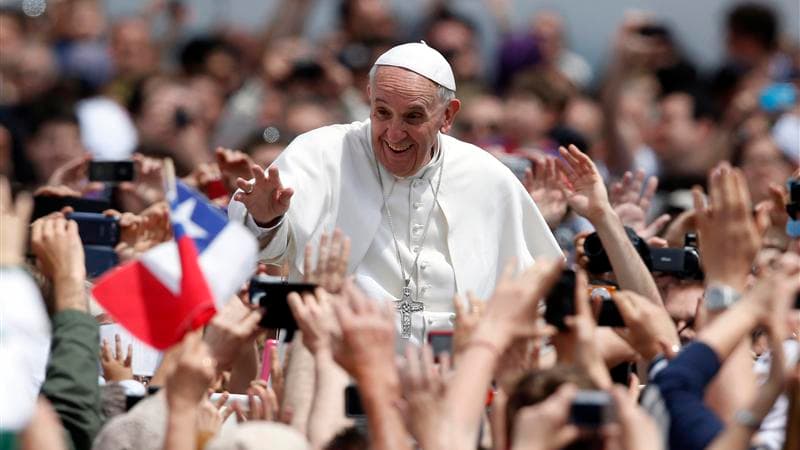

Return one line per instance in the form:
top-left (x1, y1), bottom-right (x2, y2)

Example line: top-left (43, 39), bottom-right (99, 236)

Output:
top-left (171, 198), bottom-right (208, 239)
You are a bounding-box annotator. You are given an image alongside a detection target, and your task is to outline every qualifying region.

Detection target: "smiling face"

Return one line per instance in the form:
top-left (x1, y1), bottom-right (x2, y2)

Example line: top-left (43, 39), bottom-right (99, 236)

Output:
top-left (368, 66), bottom-right (460, 177)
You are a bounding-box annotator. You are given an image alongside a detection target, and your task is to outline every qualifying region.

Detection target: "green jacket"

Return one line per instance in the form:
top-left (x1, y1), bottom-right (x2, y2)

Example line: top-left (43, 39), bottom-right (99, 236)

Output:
top-left (40, 310), bottom-right (104, 450)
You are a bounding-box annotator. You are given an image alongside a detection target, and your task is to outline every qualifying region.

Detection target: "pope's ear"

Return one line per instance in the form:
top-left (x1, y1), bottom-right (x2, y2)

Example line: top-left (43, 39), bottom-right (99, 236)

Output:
top-left (439, 98), bottom-right (461, 134)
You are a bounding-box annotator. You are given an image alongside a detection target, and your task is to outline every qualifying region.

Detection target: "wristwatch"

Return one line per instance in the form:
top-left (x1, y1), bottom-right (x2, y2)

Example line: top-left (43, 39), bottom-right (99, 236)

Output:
top-left (704, 283), bottom-right (742, 311)
top-left (733, 409), bottom-right (761, 430)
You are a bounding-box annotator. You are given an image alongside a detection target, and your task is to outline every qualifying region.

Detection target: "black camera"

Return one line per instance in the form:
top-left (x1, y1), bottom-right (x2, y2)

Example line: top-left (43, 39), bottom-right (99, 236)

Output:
top-left (583, 228), bottom-right (703, 280)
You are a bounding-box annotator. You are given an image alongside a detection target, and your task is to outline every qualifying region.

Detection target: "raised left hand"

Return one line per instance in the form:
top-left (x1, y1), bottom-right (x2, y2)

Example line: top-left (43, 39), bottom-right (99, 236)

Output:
top-left (524, 156), bottom-right (568, 229)
top-left (100, 334), bottom-right (133, 382)
top-left (609, 170), bottom-right (670, 239)
top-left (302, 229), bottom-right (351, 294)
top-left (555, 145), bottom-right (610, 222)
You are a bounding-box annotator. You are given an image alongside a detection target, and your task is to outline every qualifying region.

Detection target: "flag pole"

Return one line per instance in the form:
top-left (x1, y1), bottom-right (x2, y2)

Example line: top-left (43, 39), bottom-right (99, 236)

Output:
top-left (163, 158), bottom-right (177, 204)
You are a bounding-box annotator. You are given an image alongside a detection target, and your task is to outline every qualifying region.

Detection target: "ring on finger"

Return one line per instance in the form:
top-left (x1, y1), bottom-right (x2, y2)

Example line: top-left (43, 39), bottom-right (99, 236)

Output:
top-left (245, 182), bottom-right (254, 194)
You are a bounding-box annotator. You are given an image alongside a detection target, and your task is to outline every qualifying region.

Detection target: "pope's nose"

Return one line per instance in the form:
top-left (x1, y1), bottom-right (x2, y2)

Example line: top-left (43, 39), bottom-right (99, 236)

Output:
top-left (385, 121), bottom-right (407, 144)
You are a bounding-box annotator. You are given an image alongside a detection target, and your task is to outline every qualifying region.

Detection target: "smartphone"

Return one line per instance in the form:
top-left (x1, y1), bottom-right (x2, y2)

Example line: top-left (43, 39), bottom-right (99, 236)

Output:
top-left (248, 279), bottom-right (317, 329)
top-left (89, 161), bottom-right (135, 183)
top-left (545, 270), bottom-right (627, 329)
top-left (84, 245), bottom-right (119, 278)
top-left (33, 195), bottom-right (111, 220)
top-left (570, 390), bottom-right (615, 428)
top-left (344, 384), bottom-right (365, 417)
top-left (545, 269), bottom-right (577, 331)
top-left (427, 331), bottom-right (454, 357)
top-left (67, 212), bottom-right (120, 246)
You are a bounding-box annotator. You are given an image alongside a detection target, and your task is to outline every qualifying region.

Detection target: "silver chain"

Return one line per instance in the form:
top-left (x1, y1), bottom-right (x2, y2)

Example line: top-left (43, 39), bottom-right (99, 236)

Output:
top-left (374, 139), bottom-right (444, 296)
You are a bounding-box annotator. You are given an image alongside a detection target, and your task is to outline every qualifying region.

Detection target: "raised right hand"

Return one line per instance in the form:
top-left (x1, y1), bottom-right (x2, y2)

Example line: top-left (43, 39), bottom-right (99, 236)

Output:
top-left (233, 164), bottom-right (294, 226)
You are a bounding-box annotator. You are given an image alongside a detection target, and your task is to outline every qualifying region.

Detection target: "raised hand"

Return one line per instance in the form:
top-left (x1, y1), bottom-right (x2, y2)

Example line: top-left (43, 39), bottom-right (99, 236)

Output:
top-left (107, 202), bottom-right (172, 262)
top-left (0, 176), bottom-right (32, 266)
top-left (30, 212), bottom-right (85, 283)
top-left (203, 299), bottom-right (263, 372)
top-left (287, 288), bottom-right (342, 355)
top-left (611, 290), bottom-right (680, 361)
top-left (100, 334), bottom-right (133, 382)
top-left (523, 156), bottom-right (568, 229)
top-left (302, 229), bottom-right (351, 293)
top-left (165, 331), bottom-right (217, 411)
top-left (452, 292), bottom-right (485, 357)
top-left (692, 163), bottom-right (769, 291)
top-left (233, 164), bottom-right (294, 227)
top-left (230, 382), bottom-right (280, 423)
top-left (555, 145), bottom-right (610, 222)
top-left (47, 154), bottom-right (103, 195)
top-left (117, 154), bottom-right (166, 213)
top-left (330, 279), bottom-right (396, 380)
top-left (509, 384), bottom-right (579, 450)
top-left (216, 147), bottom-right (255, 189)
top-left (479, 259), bottom-right (563, 349)
top-left (609, 170), bottom-right (670, 239)
top-left (397, 345), bottom-right (451, 450)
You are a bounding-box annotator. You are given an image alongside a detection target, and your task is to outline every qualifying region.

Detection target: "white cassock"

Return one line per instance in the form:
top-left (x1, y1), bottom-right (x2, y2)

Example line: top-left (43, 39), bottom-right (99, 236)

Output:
top-left (228, 119), bottom-right (563, 344)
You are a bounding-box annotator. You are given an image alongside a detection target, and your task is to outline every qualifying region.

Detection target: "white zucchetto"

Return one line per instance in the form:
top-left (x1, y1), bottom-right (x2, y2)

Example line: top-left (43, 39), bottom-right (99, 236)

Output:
top-left (373, 41), bottom-right (457, 91)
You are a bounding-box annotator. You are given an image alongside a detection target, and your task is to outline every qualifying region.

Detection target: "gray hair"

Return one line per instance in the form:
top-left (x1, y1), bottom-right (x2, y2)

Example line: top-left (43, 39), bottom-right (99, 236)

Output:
top-left (368, 65), bottom-right (455, 106)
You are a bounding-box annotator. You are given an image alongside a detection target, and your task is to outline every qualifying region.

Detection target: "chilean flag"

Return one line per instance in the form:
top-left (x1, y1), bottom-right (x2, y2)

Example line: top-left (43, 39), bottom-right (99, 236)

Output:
top-left (92, 182), bottom-right (258, 350)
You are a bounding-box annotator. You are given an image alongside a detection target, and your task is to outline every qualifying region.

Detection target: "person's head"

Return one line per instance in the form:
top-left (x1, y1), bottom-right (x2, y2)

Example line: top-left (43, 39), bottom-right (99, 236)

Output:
top-left (732, 134), bottom-right (795, 204)
top-left (110, 17), bottom-right (156, 79)
top-left (284, 99), bottom-right (340, 137)
top-left (339, 0), bottom-right (396, 42)
top-left (425, 9), bottom-right (481, 82)
top-left (367, 45), bottom-right (460, 177)
top-left (25, 104), bottom-right (85, 184)
top-left (726, 2), bottom-right (779, 65)
top-left (505, 366), bottom-right (596, 447)
top-left (13, 42), bottom-right (59, 104)
top-left (502, 90), bottom-right (548, 145)
top-left (531, 10), bottom-right (566, 63)
top-left (455, 94), bottom-right (503, 147)
top-left (651, 89), bottom-right (718, 161)
top-left (323, 426), bottom-right (368, 450)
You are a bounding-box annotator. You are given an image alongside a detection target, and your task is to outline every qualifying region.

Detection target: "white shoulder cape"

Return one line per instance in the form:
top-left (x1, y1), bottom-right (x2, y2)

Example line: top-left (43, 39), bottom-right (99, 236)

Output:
top-left (229, 120), bottom-right (563, 299)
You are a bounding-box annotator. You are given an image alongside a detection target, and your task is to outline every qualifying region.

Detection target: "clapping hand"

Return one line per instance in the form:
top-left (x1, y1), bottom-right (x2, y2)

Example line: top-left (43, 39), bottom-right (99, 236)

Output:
top-left (523, 156), bottom-right (568, 229)
top-left (100, 334), bottom-right (134, 382)
top-left (233, 164), bottom-right (294, 227)
top-left (0, 176), bottom-right (32, 266)
top-left (609, 170), bottom-right (670, 239)
top-left (302, 229), bottom-right (351, 293)
top-left (555, 145), bottom-right (610, 223)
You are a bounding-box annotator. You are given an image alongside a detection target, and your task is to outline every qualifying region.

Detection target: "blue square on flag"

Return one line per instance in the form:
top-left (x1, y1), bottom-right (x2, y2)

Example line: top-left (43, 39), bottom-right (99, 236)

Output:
top-left (170, 182), bottom-right (227, 254)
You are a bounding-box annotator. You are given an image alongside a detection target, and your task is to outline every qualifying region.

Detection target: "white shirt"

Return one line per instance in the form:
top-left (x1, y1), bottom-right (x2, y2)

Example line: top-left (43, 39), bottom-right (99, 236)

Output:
top-left (230, 120), bottom-right (563, 344)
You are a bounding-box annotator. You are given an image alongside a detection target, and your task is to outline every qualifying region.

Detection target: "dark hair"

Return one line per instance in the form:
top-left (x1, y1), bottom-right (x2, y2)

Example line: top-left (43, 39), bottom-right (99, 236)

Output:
top-left (178, 36), bottom-right (239, 77)
top-left (505, 366), bottom-right (596, 446)
top-left (662, 86), bottom-right (720, 123)
top-left (27, 101), bottom-right (79, 137)
top-left (727, 2), bottom-right (779, 51)
top-left (324, 426), bottom-right (368, 450)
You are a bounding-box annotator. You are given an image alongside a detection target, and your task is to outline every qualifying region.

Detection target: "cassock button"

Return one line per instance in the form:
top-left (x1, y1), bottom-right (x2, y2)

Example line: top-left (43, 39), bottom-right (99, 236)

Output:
top-left (420, 261), bottom-right (428, 269)
top-left (412, 245), bottom-right (420, 253)
top-left (414, 202), bottom-right (423, 210)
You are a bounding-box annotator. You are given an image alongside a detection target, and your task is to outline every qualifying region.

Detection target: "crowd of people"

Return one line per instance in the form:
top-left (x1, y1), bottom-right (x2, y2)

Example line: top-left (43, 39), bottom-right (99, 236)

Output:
top-left (2, 0), bottom-right (800, 449)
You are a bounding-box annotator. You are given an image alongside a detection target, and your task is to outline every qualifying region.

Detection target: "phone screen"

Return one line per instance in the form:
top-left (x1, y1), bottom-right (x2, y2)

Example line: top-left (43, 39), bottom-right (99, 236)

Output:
top-left (428, 332), bottom-right (453, 356)
top-left (89, 161), bottom-right (135, 183)
top-left (249, 279), bottom-right (317, 329)
top-left (344, 384), bottom-right (364, 417)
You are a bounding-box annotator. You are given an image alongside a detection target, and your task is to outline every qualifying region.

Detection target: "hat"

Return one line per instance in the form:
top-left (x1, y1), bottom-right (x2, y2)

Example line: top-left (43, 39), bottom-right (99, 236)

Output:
top-left (374, 42), bottom-right (456, 91)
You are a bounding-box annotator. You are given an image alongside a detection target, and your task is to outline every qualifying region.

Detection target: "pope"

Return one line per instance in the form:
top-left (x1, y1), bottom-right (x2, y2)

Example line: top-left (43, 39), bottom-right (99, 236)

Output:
top-left (228, 42), bottom-right (562, 343)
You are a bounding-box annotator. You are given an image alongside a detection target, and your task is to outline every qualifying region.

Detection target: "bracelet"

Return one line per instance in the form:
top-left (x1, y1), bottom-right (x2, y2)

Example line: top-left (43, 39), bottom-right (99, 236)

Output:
top-left (467, 339), bottom-right (502, 359)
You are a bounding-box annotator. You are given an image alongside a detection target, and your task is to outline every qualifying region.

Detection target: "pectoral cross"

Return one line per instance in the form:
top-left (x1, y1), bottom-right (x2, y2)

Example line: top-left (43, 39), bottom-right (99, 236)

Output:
top-left (395, 281), bottom-right (423, 339)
